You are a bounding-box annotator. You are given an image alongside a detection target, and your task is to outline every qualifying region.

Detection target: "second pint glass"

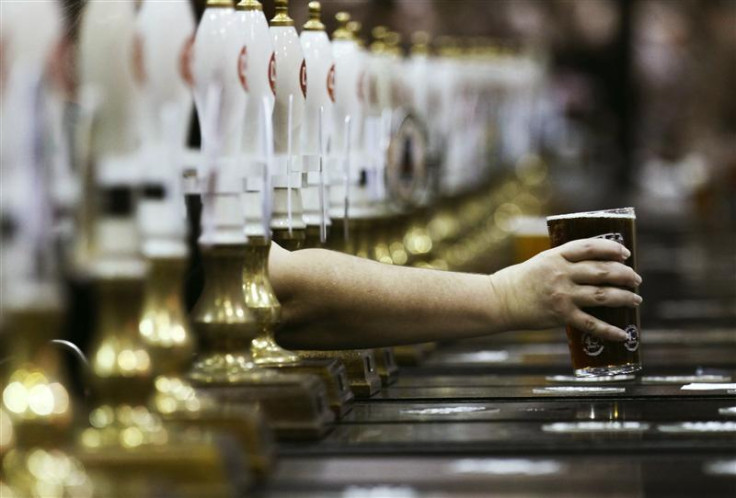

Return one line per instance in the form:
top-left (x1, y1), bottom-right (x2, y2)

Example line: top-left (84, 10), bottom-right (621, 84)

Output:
top-left (546, 208), bottom-right (642, 377)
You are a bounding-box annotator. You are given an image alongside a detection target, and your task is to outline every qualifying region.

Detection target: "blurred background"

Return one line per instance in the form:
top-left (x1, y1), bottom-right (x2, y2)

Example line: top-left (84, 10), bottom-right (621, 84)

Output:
top-left (57, 0), bottom-right (736, 226)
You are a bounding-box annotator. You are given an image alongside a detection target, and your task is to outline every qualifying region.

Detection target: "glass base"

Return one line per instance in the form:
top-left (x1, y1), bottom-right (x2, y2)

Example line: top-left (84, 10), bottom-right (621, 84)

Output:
top-left (574, 362), bottom-right (642, 378)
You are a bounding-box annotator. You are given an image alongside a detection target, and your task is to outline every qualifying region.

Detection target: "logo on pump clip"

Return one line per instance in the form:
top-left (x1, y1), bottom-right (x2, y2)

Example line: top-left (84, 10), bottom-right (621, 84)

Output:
top-left (132, 34), bottom-right (147, 86)
top-left (268, 52), bottom-right (277, 96)
top-left (327, 64), bottom-right (336, 102)
top-left (179, 35), bottom-right (195, 88)
top-left (300, 59), bottom-right (307, 98)
top-left (238, 46), bottom-right (249, 92)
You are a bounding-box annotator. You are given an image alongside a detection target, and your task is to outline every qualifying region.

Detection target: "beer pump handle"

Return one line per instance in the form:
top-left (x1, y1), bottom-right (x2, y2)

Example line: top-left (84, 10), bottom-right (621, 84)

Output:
top-left (8, 72), bottom-right (55, 286)
top-left (199, 84), bottom-right (223, 247)
top-left (318, 105), bottom-right (327, 243)
top-left (377, 108), bottom-right (393, 201)
top-left (260, 96), bottom-right (275, 242)
top-left (343, 115), bottom-right (352, 242)
top-left (161, 103), bottom-right (187, 224)
top-left (287, 93), bottom-right (294, 235)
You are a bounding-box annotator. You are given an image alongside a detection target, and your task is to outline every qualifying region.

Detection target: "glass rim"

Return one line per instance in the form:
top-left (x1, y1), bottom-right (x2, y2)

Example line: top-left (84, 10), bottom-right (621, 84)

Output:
top-left (546, 207), bottom-right (635, 222)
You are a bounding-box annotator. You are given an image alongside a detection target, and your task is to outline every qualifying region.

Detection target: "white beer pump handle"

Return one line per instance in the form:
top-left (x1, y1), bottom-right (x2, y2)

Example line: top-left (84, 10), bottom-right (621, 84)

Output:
top-left (15, 73), bottom-right (51, 280)
top-left (287, 93), bottom-right (294, 235)
top-left (379, 107), bottom-right (392, 201)
top-left (161, 103), bottom-right (186, 222)
top-left (200, 84), bottom-right (223, 247)
top-left (342, 115), bottom-right (352, 242)
top-left (318, 105), bottom-right (327, 244)
top-left (260, 96), bottom-right (274, 242)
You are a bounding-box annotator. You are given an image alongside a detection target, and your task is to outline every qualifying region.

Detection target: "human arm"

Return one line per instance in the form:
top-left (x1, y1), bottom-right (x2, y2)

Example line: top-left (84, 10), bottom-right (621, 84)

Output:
top-left (268, 238), bottom-right (642, 350)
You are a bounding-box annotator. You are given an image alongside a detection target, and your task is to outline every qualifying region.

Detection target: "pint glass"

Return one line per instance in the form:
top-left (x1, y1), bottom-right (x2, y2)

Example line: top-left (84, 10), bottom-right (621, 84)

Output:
top-left (546, 208), bottom-right (642, 377)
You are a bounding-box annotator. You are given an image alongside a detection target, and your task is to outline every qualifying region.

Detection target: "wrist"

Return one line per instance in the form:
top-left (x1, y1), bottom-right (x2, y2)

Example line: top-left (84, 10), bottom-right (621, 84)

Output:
top-left (486, 270), bottom-right (515, 332)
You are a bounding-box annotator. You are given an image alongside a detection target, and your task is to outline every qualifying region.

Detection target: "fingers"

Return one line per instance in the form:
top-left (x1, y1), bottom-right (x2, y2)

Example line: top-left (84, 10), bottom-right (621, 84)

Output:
top-left (558, 238), bottom-right (630, 263)
top-left (568, 309), bottom-right (628, 341)
top-left (570, 261), bottom-right (642, 288)
top-left (572, 285), bottom-right (643, 309)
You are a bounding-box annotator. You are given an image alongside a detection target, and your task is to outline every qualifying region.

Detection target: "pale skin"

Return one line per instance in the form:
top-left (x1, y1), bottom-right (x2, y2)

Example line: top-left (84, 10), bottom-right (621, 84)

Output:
top-left (268, 237), bottom-right (642, 350)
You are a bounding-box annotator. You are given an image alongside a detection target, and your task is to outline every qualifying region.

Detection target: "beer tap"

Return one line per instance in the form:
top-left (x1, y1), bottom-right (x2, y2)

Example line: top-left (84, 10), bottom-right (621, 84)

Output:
top-left (0, 2), bottom-right (94, 494)
top-left (359, 26), bottom-right (397, 265)
top-left (137, 0), bottom-right (276, 477)
top-left (136, 0), bottom-right (197, 404)
top-left (77, 0), bottom-right (161, 448)
top-left (325, 19), bottom-right (374, 257)
top-left (236, 0), bottom-right (352, 419)
top-left (327, 12), bottom-right (360, 252)
top-left (368, 30), bottom-right (437, 366)
top-left (293, 11), bottom-right (382, 398)
top-left (75, 4), bottom-right (249, 494)
top-left (187, 0), bottom-right (334, 440)
top-left (235, 0), bottom-right (276, 245)
top-left (300, 1), bottom-right (334, 247)
top-left (269, 0), bottom-right (308, 250)
top-left (325, 13), bottom-right (399, 386)
top-left (398, 32), bottom-right (436, 269)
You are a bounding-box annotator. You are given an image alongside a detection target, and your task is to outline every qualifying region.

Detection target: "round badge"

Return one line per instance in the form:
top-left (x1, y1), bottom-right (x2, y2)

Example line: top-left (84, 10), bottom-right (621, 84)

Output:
top-left (299, 59), bottom-right (307, 98)
top-left (595, 232), bottom-right (624, 245)
top-left (326, 64), bottom-right (335, 102)
top-left (624, 325), bottom-right (639, 352)
top-left (268, 52), bottom-right (276, 96)
top-left (132, 34), bottom-right (146, 86)
top-left (237, 46), bottom-right (249, 92)
top-left (179, 35), bottom-right (195, 88)
top-left (582, 333), bottom-right (604, 357)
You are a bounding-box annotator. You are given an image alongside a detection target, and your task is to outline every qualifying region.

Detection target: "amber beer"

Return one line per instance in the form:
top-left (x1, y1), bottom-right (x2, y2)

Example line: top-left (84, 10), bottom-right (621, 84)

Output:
top-left (547, 208), bottom-right (641, 377)
top-left (512, 216), bottom-right (551, 264)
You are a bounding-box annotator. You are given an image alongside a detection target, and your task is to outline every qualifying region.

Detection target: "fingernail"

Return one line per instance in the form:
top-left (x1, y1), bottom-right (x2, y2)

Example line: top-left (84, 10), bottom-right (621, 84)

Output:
top-left (633, 295), bottom-right (643, 305)
top-left (635, 275), bottom-right (643, 285)
top-left (614, 330), bottom-right (628, 341)
top-left (621, 247), bottom-right (632, 259)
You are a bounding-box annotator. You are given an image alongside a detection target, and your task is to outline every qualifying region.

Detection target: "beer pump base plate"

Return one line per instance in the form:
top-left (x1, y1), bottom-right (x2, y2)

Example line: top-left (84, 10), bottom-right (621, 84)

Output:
top-left (372, 347), bottom-right (400, 386)
top-left (257, 358), bottom-right (355, 418)
top-left (190, 371), bottom-right (335, 440)
top-left (296, 350), bottom-right (382, 398)
top-left (159, 400), bottom-right (276, 479)
top-left (76, 434), bottom-right (250, 497)
top-left (574, 362), bottom-right (643, 378)
top-left (393, 343), bottom-right (435, 367)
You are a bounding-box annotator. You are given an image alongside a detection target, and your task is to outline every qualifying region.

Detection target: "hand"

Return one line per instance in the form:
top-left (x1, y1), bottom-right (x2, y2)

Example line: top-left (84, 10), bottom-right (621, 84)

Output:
top-left (489, 238), bottom-right (642, 341)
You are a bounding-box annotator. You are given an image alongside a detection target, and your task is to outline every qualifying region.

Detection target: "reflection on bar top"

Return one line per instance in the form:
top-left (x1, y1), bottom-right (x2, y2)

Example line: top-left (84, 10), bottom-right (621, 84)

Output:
top-left (704, 460), bottom-right (736, 476)
top-left (642, 375), bottom-right (732, 384)
top-left (658, 421), bottom-right (736, 433)
top-left (450, 458), bottom-right (565, 476)
top-left (681, 383), bottom-right (736, 390)
top-left (543, 421), bottom-right (650, 433)
top-left (533, 386), bottom-right (626, 394)
top-left (400, 406), bottom-right (497, 416)
top-left (546, 374), bottom-right (636, 383)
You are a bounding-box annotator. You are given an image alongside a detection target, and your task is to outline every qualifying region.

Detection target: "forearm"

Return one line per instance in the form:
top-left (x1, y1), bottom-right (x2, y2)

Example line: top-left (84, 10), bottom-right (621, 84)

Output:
top-left (269, 245), bottom-right (506, 350)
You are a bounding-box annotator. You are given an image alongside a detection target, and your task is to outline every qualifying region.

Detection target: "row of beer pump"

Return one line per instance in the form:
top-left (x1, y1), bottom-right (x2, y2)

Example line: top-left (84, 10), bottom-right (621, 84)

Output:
top-left (1, 0), bottom-right (550, 494)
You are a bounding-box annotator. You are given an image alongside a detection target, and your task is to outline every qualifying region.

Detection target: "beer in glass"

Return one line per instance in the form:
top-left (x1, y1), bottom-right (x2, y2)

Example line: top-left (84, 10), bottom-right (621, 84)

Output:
top-left (546, 208), bottom-right (641, 377)
top-left (512, 216), bottom-right (551, 264)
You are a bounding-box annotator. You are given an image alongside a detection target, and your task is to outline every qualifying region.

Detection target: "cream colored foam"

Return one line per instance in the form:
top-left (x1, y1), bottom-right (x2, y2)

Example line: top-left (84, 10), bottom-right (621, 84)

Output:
top-left (546, 207), bottom-right (635, 221)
